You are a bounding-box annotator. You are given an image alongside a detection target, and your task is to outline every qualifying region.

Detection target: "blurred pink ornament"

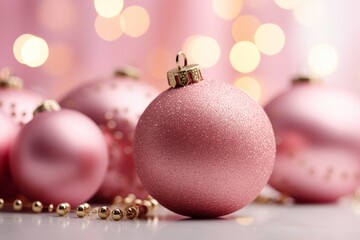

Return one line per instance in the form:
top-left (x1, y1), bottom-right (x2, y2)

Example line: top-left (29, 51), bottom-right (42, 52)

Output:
top-left (10, 102), bottom-right (108, 206)
top-left (0, 112), bottom-right (18, 199)
top-left (60, 68), bottom-right (159, 202)
top-left (134, 55), bottom-right (275, 218)
top-left (265, 79), bottom-right (360, 203)
top-left (0, 69), bottom-right (45, 125)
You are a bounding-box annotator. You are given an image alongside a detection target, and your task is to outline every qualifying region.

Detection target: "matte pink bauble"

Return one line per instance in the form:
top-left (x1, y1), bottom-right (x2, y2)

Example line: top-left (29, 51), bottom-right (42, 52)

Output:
top-left (10, 103), bottom-right (108, 206)
top-left (134, 56), bottom-right (275, 218)
top-left (60, 70), bottom-right (159, 201)
top-left (0, 112), bottom-right (18, 198)
top-left (0, 70), bottom-right (45, 125)
top-left (265, 81), bottom-right (360, 202)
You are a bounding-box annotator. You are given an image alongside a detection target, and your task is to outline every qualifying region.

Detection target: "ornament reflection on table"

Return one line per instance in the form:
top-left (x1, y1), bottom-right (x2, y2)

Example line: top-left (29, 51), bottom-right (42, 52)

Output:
top-left (0, 68), bottom-right (45, 125)
top-left (0, 112), bottom-right (18, 199)
top-left (60, 67), bottom-right (159, 202)
top-left (265, 77), bottom-right (360, 203)
top-left (10, 100), bottom-right (108, 206)
top-left (134, 52), bottom-right (275, 218)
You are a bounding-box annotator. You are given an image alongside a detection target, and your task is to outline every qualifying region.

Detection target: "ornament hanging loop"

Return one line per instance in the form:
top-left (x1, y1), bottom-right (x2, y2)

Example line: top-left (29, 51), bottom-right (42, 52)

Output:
top-left (176, 52), bottom-right (188, 70)
top-left (292, 75), bottom-right (321, 85)
top-left (33, 100), bottom-right (61, 116)
top-left (167, 51), bottom-right (203, 88)
top-left (114, 65), bottom-right (140, 80)
top-left (0, 68), bottom-right (23, 89)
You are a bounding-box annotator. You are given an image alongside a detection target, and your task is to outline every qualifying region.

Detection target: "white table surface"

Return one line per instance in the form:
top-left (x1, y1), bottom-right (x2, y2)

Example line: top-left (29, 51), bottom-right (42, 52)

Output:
top-left (1, 201), bottom-right (359, 240)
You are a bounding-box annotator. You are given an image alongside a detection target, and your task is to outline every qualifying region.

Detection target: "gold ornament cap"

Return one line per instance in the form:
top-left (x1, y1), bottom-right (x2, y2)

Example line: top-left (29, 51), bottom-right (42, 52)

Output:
top-left (167, 52), bottom-right (203, 88)
top-left (0, 68), bottom-right (23, 89)
top-left (33, 100), bottom-right (61, 116)
top-left (292, 75), bottom-right (320, 85)
top-left (114, 65), bottom-right (140, 80)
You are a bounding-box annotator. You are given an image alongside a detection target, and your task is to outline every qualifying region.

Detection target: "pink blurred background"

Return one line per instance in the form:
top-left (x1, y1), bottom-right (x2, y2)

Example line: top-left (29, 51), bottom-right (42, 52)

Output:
top-left (0, 0), bottom-right (358, 104)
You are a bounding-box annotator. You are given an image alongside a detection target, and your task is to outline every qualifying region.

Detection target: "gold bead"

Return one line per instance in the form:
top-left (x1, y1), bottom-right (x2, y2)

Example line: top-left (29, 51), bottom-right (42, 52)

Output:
top-left (76, 204), bottom-right (87, 218)
top-left (146, 195), bottom-right (154, 200)
top-left (0, 198), bottom-right (4, 209)
top-left (56, 203), bottom-right (70, 216)
top-left (113, 196), bottom-right (123, 204)
top-left (134, 199), bottom-right (143, 206)
top-left (64, 202), bottom-right (71, 211)
top-left (98, 206), bottom-right (110, 219)
top-left (276, 194), bottom-right (290, 205)
top-left (32, 201), bottom-right (43, 213)
top-left (125, 206), bottom-right (139, 220)
top-left (143, 198), bottom-right (159, 210)
top-left (254, 195), bottom-right (271, 204)
top-left (75, 203), bottom-right (91, 217)
top-left (111, 208), bottom-right (124, 221)
top-left (149, 198), bottom-right (159, 209)
top-left (13, 199), bottom-right (23, 211)
top-left (138, 205), bottom-right (148, 216)
top-left (124, 194), bottom-right (136, 205)
top-left (48, 204), bottom-right (54, 213)
top-left (83, 203), bottom-right (91, 213)
top-left (142, 200), bottom-right (152, 209)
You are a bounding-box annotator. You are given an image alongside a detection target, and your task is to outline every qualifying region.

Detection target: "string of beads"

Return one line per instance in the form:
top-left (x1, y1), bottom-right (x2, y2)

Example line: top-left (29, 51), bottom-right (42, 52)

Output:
top-left (0, 194), bottom-right (159, 221)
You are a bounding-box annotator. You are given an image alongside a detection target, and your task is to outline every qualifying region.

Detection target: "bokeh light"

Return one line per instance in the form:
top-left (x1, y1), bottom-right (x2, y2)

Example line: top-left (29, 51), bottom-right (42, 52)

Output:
top-left (95, 15), bottom-right (122, 41)
top-left (21, 36), bottom-right (49, 67)
top-left (234, 76), bottom-right (262, 101)
top-left (13, 34), bottom-right (33, 64)
top-left (94, 0), bottom-right (124, 18)
top-left (212, 0), bottom-right (243, 20)
top-left (120, 6), bottom-right (150, 37)
top-left (245, 0), bottom-right (267, 8)
top-left (308, 44), bottom-right (338, 76)
top-left (13, 34), bottom-right (49, 67)
top-left (232, 15), bottom-right (261, 42)
top-left (293, 0), bottom-right (324, 26)
top-left (255, 23), bottom-right (285, 55)
top-left (44, 44), bottom-right (74, 75)
top-left (38, 0), bottom-right (75, 31)
top-left (230, 41), bottom-right (261, 73)
top-left (274, 0), bottom-right (299, 9)
top-left (147, 47), bottom-right (172, 79)
top-left (183, 35), bottom-right (221, 68)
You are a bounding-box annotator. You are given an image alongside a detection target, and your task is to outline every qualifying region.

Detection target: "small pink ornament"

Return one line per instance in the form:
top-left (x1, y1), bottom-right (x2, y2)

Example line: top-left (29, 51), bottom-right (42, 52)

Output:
top-left (134, 53), bottom-right (275, 218)
top-left (265, 78), bottom-right (360, 202)
top-left (60, 67), bottom-right (159, 201)
top-left (10, 101), bottom-right (108, 206)
top-left (0, 68), bottom-right (45, 125)
top-left (0, 112), bottom-right (18, 198)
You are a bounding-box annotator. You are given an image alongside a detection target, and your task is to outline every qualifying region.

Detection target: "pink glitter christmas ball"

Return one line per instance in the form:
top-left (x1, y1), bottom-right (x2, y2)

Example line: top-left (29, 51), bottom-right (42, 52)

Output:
top-left (265, 83), bottom-right (360, 202)
top-left (134, 79), bottom-right (275, 218)
top-left (0, 112), bottom-right (18, 198)
top-left (60, 74), bottom-right (159, 201)
top-left (10, 109), bottom-right (108, 206)
top-left (0, 87), bottom-right (45, 125)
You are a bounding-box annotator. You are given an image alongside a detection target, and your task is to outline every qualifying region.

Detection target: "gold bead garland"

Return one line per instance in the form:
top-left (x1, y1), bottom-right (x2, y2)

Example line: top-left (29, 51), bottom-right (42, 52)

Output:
top-left (0, 198), bottom-right (54, 213)
top-left (0, 194), bottom-right (158, 221)
top-left (254, 194), bottom-right (292, 205)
